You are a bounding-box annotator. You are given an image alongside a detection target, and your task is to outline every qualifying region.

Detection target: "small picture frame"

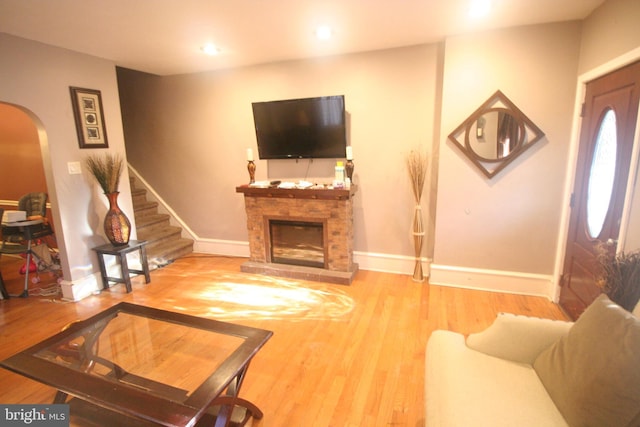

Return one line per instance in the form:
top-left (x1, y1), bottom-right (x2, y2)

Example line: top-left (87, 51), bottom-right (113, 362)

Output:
top-left (70, 86), bottom-right (109, 148)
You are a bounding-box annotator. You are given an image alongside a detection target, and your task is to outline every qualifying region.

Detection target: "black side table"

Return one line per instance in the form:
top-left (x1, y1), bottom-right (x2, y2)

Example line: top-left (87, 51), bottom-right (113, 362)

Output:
top-left (92, 240), bottom-right (151, 293)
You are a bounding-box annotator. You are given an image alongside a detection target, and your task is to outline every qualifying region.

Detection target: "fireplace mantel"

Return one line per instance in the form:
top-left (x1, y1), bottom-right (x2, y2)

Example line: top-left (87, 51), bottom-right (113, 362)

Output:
top-left (236, 184), bottom-right (358, 284)
top-left (235, 184), bottom-right (355, 200)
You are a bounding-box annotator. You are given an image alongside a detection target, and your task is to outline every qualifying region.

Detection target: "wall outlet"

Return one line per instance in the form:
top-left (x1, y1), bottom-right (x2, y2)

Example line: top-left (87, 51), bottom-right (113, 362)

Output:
top-left (67, 161), bottom-right (82, 175)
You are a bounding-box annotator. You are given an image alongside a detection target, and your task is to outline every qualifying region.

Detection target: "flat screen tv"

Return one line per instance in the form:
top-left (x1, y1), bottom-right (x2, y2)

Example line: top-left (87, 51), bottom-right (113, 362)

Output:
top-left (252, 95), bottom-right (346, 159)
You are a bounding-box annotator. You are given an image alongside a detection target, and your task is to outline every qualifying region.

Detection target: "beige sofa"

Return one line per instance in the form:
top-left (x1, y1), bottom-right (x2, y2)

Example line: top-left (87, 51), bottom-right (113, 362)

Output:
top-left (425, 295), bottom-right (640, 427)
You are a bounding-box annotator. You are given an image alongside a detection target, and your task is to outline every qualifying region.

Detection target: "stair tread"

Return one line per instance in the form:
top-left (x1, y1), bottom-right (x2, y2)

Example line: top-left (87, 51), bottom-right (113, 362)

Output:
top-left (151, 238), bottom-right (193, 251)
top-left (136, 213), bottom-right (170, 227)
top-left (133, 201), bottom-right (159, 218)
top-left (138, 225), bottom-right (182, 240)
top-left (147, 238), bottom-right (194, 261)
top-left (138, 225), bottom-right (182, 241)
top-left (133, 200), bottom-right (157, 210)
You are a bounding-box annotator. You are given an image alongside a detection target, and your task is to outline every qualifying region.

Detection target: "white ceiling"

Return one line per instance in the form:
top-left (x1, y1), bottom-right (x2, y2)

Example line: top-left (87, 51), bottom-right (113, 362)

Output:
top-left (0, 0), bottom-right (606, 76)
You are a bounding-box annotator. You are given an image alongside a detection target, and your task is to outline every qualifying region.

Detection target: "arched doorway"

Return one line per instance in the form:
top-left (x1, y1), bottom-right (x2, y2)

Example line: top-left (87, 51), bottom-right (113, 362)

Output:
top-left (0, 103), bottom-right (49, 211)
top-left (0, 102), bottom-right (60, 296)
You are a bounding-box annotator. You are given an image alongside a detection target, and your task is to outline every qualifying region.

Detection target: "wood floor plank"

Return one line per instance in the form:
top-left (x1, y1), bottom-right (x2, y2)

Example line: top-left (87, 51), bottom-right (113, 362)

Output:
top-left (0, 254), bottom-right (567, 426)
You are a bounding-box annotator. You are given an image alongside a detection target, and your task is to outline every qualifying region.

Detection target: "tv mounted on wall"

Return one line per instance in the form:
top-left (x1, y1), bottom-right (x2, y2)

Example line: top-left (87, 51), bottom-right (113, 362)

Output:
top-left (252, 95), bottom-right (347, 159)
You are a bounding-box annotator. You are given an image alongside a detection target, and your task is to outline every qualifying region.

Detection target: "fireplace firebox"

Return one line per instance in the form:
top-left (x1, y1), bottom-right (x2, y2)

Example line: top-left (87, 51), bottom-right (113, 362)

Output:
top-left (269, 220), bottom-right (325, 268)
top-left (236, 184), bottom-right (358, 285)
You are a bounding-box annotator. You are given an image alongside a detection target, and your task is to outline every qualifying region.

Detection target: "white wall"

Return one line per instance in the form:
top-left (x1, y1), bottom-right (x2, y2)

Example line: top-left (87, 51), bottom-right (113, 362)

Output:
top-left (578, 0), bottom-right (640, 75)
top-left (431, 22), bottom-right (582, 296)
top-left (0, 33), bottom-right (134, 289)
top-left (119, 45), bottom-right (442, 270)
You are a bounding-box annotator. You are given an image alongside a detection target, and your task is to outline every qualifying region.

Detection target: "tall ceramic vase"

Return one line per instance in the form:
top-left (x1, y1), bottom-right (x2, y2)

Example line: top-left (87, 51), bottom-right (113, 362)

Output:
top-left (412, 205), bottom-right (425, 282)
top-left (104, 192), bottom-right (131, 246)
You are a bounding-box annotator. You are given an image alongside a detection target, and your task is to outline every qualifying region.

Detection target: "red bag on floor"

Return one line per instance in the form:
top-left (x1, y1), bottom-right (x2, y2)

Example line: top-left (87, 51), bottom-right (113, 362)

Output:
top-left (19, 258), bottom-right (37, 274)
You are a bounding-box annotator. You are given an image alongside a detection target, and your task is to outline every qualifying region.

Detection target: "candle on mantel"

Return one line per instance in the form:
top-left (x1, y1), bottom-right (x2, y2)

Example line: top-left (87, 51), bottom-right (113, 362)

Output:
top-left (247, 148), bottom-right (254, 162)
top-left (346, 146), bottom-right (353, 160)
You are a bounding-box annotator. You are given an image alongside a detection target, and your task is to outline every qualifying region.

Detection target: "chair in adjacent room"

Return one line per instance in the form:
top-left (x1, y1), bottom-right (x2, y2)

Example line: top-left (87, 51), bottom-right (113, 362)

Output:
top-left (0, 193), bottom-right (54, 297)
top-left (19, 192), bottom-right (49, 220)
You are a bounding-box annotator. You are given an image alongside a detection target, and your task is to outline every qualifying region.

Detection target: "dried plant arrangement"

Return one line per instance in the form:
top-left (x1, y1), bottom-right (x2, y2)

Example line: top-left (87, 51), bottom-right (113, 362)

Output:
top-left (406, 148), bottom-right (429, 282)
top-left (596, 247), bottom-right (640, 312)
top-left (84, 152), bottom-right (130, 245)
top-left (406, 149), bottom-right (428, 204)
top-left (84, 153), bottom-right (124, 194)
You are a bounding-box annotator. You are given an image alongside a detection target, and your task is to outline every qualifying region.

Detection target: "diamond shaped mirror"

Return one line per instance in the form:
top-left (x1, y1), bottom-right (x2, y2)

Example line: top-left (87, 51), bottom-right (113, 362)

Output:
top-left (448, 90), bottom-right (545, 178)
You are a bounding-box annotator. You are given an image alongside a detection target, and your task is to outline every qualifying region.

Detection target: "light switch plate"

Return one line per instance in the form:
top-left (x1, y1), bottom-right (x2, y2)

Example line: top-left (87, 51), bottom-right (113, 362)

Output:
top-left (67, 161), bottom-right (82, 175)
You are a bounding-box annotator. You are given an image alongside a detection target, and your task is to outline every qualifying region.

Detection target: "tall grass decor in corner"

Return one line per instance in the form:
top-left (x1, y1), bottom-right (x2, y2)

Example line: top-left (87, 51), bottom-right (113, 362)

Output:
top-left (407, 149), bottom-right (428, 282)
top-left (85, 153), bottom-right (131, 246)
top-left (596, 247), bottom-right (640, 312)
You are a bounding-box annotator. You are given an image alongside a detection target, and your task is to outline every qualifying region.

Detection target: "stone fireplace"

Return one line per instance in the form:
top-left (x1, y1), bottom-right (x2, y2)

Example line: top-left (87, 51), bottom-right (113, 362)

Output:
top-left (236, 185), bottom-right (358, 284)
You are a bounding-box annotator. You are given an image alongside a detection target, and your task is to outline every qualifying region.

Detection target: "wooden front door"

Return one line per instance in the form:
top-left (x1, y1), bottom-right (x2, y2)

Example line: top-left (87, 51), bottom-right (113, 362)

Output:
top-left (559, 60), bottom-right (640, 320)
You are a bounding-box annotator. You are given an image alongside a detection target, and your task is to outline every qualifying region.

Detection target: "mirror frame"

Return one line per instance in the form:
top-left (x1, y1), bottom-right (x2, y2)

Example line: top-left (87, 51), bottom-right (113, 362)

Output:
top-left (448, 90), bottom-right (545, 178)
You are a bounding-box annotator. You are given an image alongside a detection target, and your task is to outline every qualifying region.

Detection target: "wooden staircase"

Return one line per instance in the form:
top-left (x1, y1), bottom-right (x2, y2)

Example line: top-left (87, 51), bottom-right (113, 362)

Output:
top-left (130, 178), bottom-right (194, 263)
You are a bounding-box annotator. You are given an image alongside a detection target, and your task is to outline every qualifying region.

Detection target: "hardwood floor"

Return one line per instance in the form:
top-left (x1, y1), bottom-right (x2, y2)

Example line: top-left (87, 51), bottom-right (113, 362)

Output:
top-left (0, 254), bottom-right (567, 426)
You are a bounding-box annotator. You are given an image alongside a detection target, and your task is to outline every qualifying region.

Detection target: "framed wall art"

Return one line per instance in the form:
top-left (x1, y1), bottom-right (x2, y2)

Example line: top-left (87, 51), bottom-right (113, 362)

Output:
top-left (70, 86), bottom-right (108, 149)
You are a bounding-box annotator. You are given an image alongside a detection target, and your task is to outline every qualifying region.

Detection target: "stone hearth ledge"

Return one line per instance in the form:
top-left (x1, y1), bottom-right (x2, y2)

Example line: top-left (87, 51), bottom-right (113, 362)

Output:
top-left (240, 260), bottom-right (358, 285)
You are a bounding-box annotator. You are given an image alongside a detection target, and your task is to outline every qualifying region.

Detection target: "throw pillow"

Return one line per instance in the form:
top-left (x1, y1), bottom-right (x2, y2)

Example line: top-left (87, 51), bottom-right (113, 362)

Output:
top-left (533, 294), bottom-right (640, 427)
top-left (466, 313), bottom-right (572, 365)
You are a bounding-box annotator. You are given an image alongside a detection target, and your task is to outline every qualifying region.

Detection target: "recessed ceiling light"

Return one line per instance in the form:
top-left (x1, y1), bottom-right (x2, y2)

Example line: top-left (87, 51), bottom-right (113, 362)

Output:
top-left (201, 43), bottom-right (220, 56)
top-left (315, 25), bottom-right (333, 40)
top-left (469, 0), bottom-right (491, 19)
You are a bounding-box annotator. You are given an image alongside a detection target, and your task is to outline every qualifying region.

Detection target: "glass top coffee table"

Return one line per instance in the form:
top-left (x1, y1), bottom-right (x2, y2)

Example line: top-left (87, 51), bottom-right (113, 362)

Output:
top-left (0, 302), bottom-right (273, 427)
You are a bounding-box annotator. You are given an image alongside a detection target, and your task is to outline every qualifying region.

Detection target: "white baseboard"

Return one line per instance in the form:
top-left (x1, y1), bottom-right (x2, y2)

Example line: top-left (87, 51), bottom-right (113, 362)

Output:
top-left (60, 274), bottom-right (101, 301)
top-left (194, 238), bottom-right (250, 257)
top-left (192, 239), bottom-right (430, 277)
top-left (67, 238), bottom-right (554, 300)
top-left (189, 241), bottom-right (555, 299)
top-left (353, 251), bottom-right (431, 277)
top-left (61, 256), bottom-right (146, 301)
top-left (429, 264), bottom-right (556, 300)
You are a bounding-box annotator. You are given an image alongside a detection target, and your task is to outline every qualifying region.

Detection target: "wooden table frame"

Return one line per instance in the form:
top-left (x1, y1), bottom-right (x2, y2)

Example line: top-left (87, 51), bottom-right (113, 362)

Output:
top-left (92, 240), bottom-right (151, 293)
top-left (0, 303), bottom-right (273, 427)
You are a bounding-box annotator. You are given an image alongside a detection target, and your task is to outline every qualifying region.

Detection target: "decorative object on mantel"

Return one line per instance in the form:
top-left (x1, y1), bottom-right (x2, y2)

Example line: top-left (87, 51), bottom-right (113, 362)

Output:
top-left (345, 146), bottom-right (355, 181)
top-left (407, 148), bottom-right (428, 282)
top-left (448, 90), bottom-right (545, 178)
top-left (246, 148), bottom-right (256, 184)
top-left (596, 246), bottom-right (640, 312)
top-left (84, 153), bottom-right (131, 246)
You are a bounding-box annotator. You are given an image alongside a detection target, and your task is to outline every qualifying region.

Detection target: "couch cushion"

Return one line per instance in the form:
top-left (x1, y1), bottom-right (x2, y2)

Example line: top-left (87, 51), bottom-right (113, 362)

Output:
top-left (466, 313), bottom-right (572, 365)
top-left (533, 294), bottom-right (640, 427)
top-left (426, 330), bottom-right (568, 427)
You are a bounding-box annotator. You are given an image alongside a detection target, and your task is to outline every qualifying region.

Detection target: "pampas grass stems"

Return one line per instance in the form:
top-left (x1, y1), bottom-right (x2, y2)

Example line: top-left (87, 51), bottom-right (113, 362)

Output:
top-left (85, 153), bottom-right (124, 194)
top-left (407, 148), bottom-right (428, 282)
top-left (407, 149), bottom-right (428, 203)
top-left (597, 248), bottom-right (640, 312)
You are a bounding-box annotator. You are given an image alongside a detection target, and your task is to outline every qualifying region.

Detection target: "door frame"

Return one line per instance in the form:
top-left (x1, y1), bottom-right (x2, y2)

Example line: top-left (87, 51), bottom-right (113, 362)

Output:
top-left (553, 47), bottom-right (640, 302)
